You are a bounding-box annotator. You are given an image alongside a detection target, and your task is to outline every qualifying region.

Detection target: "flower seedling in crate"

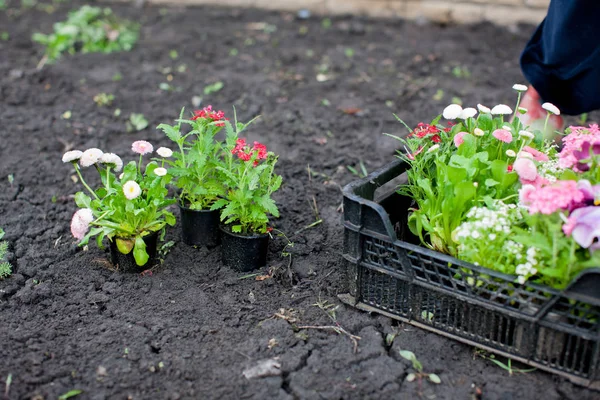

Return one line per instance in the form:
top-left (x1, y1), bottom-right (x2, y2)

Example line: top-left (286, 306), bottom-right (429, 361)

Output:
top-left (62, 141), bottom-right (176, 269)
top-left (389, 85), bottom-right (600, 288)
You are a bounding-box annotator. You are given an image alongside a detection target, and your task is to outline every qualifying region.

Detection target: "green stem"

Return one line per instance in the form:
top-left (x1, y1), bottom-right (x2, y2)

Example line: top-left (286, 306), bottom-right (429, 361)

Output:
top-left (512, 92), bottom-right (522, 122)
top-left (138, 154), bottom-right (143, 176)
top-left (543, 112), bottom-right (550, 134)
top-left (74, 164), bottom-right (99, 200)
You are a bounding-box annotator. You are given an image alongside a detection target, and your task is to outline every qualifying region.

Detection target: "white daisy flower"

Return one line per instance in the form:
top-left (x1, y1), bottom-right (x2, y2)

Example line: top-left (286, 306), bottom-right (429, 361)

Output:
top-left (542, 102), bottom-right (560, 115)
top-left (473, 128), bottom-right (485, 137)
top-left (518, 130), bottom-right (535, 140)
top-left (477, 104), bottom-right (491, 114)
top-left (506, 150), bottom-right (516, 157)
top-left (153, 167), bottom-right (168, 176)
top-left (79, 148), bottom-right (104, 168)
top-left (512, 84), bottom-right (528, 92)
top-left (123, 180), bottom-right (141, 200)
top-left (62, 150), bottom-right (83, 163)
top-left (156, 147), bottom-right (173, 158)
top-left (458, 107), bottom-right (477, 119)
top-left (100, 153), bottom-right (123, 172)
top-left (442, 104), bottom-right (463, 120)
top-left (491, 104), bottom-right (513, 115)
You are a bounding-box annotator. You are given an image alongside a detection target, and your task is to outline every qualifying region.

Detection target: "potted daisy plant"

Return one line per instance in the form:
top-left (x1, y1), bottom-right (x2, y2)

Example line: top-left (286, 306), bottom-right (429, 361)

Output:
top-left (63, 140), bottom-right (176, 272)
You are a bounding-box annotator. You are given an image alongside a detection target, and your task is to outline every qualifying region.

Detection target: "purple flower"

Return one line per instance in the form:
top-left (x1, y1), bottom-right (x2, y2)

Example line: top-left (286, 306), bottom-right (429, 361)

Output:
top-left (572, 141), bottom-right (600, 171)
top-left (563, 206), bottom-right (600, 250)
top-left (577, 180), bottom-right (600, 206)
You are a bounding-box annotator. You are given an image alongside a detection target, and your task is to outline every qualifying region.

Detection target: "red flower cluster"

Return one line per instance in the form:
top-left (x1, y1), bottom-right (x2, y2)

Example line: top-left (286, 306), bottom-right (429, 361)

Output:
top-left (232, 138), bottom-right (268, 165)
top-left (410, 123), bottom-right (441, 143)
top-left (191, 105), bottom-right (227, 127)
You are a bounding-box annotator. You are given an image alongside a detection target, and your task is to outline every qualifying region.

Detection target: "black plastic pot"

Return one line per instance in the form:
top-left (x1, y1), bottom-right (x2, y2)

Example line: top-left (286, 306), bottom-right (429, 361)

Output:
top-left (179, 204), bottom-right (221, 247)
top-left (109, 232), bottom-right (158, 273)
top-left (220, 225), bottom-right (269, 272)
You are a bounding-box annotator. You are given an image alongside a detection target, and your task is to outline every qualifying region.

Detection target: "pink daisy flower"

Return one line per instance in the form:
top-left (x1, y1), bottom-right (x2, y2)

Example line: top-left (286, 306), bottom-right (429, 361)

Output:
top-left (132, 140), bottom-right (153, 155)
top-left (453, 131), bottom-right (468, 147)
top-left (492, 129), bottom-right (512, 143)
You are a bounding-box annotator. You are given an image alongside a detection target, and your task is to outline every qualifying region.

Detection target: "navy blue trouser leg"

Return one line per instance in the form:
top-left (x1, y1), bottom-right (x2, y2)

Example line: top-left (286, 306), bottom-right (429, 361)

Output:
top-left (520, 0), bottom-right (600, 115)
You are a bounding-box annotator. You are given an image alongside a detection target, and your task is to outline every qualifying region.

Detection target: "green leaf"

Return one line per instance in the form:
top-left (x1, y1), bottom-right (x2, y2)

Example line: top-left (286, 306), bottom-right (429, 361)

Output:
top-left (399, 350), bottom-right (415, 361)
top-left (428, 373), bottom-right (441, 384)
top-left (58, 389), bottom-right (83, 400)
top-left (157, 123), bottom-right (182, 142)
top-left (133, 236), bottom-right (149, 266)
top-left (232, 225), bottom-right (242, 233)
top-left (485, 178), bottom-right (499, 187)
top-left (116, 237), bottom-right (134, 254)
top-left (203, 81), bottom-right (224, 95)
top-left (164, 212), bottom-right (176, 226)
top-left (129, 113), bottom-right (148, 131)
top-left (210, 198), bottom-right (228, 210)
top-left (74, 192), bottom-right (92, 208)
top-left (560, 168), bottom-right (578, 181)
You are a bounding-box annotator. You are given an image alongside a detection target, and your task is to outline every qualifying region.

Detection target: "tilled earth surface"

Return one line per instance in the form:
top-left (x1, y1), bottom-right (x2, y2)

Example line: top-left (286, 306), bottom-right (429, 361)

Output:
top-left (1, 1), bottom-right (598, 399)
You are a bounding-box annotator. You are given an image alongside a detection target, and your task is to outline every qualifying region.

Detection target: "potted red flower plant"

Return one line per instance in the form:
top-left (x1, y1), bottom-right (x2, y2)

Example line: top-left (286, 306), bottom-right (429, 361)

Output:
top-left (159, 106), bottom-right (257, 247)
top-left (214, 125), bottom-right (282, 271)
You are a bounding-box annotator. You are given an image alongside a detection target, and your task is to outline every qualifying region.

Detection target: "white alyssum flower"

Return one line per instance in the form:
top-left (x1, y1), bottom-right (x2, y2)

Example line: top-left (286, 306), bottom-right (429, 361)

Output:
top-left (491, 104), bottom-right (513, 115)
top-left (100, 153), bottom-right (123, 172)
top-left (518, 130), bottom-right (535, 140)
top-left (477, 104), bottom-right (491, 114)
top-left (123, 180), bottom-right (142, 200)
top-left (153, 167), bottom-right (168, 176)
top-left (473, 128), bottom-right (485, 137)
top-left (442, 104), bottom-right (463, 120)
top-left (62, 150), bottom-right (83, 163)
top-left (156, 147), bottom-right (173, 158)
top-left (506, 150), bottom-right (516, 157)
top-left (80, 148), bottom-right (104, 167)
top-left (542, 102), bottom-right (560, 115)
top-left (512, 84), bottom-right (528, 92)
top-left (537, 158), bottom-right (563, 182)
top-left (458, 107), bottom-right (477, 119)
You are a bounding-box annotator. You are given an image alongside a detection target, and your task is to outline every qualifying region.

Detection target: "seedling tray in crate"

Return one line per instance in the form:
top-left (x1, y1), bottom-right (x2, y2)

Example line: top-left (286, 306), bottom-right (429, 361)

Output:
top-left (341, 159), bottom-right (600, 388)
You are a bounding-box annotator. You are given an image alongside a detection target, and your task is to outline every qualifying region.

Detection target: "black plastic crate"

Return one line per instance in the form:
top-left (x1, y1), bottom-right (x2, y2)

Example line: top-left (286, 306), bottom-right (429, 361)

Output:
top-left (341, 159), bottom-right (600, 388)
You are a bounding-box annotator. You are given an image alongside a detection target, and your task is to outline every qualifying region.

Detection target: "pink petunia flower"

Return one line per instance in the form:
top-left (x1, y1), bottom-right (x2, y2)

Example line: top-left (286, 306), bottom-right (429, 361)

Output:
top-left (492, 129), bottom-right (513, 143)
top-left (558, 125), bottom-right (600, 169)
top-left (453, 131), bottom-right (468, 147)
top-left (132, 140), bottom-right (153, 155)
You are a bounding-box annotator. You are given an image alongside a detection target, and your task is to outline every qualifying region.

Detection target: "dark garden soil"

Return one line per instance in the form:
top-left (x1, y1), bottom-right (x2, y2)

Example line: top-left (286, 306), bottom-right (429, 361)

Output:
top-left (1, 1), bottom-right (599, 399)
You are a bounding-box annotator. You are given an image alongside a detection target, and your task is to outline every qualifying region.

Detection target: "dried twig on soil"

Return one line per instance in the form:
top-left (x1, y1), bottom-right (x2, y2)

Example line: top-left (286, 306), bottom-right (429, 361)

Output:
top-left (296, 325), bottom-right (361, 353)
